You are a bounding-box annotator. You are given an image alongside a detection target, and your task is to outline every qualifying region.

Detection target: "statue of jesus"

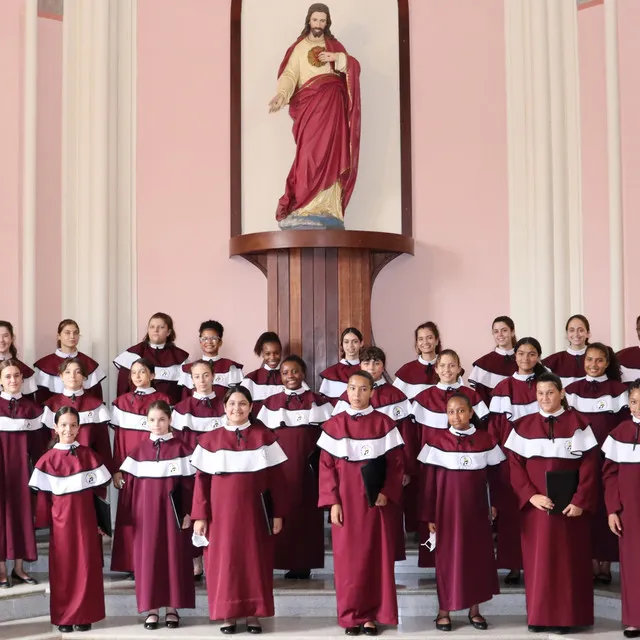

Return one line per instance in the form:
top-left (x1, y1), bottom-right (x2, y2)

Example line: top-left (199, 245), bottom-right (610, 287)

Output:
top-left (269, 3), bottom-right (361, 230)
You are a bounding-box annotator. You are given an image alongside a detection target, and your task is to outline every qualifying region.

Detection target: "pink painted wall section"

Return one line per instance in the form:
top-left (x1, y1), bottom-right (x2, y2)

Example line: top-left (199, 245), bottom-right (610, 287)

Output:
top-left (619, 0), bottom-right (640, 345)
top-left (372, 0), bottom-right (509, 376)
top-left (136, 0), bottom-right (267, 370)
top-left (578, 6), bottom-right (611, 343)
top-left (0, 1), bottom-right (24, 336)
top-left (35, 16), bottom-right (62, 355)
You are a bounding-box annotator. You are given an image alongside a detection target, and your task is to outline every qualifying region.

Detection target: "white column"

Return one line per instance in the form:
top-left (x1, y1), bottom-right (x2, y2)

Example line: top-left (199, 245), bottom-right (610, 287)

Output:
top-left (505, 0), bottom-right (584, 352)
top-left (604, 0), bottom-right (624, 350)
top-left (21, 0), bottom-right (38, 364)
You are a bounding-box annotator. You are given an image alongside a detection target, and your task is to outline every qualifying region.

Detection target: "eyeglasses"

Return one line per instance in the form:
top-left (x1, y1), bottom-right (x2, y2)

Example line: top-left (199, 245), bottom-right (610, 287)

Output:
top-left (200, 337), bottom-right (221, 343)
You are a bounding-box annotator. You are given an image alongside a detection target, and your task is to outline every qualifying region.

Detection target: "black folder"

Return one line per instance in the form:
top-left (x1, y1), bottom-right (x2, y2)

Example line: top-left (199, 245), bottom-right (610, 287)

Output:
top-left (169, 487), bottom-right (184, 531)
top-left (93, 494), bottom-right (112, 537)
top-left (361, 455), bottom-right (387, 507)
top-left (308, 447), bottom-right (321, 478)
top-left (545, 469), bottom-right (579, 515)
top-left (261, 490), bottom-right (274, 536)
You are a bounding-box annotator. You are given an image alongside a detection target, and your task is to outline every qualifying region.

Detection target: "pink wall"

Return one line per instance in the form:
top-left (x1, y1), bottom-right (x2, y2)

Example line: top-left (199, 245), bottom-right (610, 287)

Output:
top-left (0, 1), bottom-right (24, 338)
top-left (372, 0), bottom-right (510, 376)
top-left (35, 16), bottom-right (62, 356)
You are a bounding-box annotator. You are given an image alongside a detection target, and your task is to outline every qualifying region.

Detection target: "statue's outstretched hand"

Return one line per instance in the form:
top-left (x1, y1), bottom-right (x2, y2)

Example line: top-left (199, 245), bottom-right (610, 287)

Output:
top-left (269, 94), bottom-right (286, 113)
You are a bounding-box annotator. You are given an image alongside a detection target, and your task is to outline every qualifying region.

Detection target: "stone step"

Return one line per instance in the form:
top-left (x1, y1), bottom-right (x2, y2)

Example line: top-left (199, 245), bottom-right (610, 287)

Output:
top-left (0, 615), bottom-right (626, 640)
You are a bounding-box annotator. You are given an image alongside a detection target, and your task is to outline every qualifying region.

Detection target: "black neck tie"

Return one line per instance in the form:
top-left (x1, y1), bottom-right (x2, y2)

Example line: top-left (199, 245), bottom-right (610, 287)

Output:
top-left (66, 445), bottom-right (78, 457)
top-left (266, 369), bottom-right (279, 385)
top-left (350, 412), bottom-right (364, 421)
top-left (8, 398), bottom-right (17, 419)
top-left (545, 415), bottom-right (557, 442)
top-left (153, 439), bottom-right (164, 462)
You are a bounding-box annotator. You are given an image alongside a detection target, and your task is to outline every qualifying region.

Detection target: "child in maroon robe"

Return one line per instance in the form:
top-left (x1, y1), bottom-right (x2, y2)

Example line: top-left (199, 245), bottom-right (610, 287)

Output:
top-left (0, 359), bottom-right (44, 588)
top-left (0, 321), bottom-right (38, 396)
top-left (110, 358), bottom-right (171, 577)
top-left (319, 327), bottom-right (363, 403)
top-left (120, 400), bottom-right (195, 630)
top-left (241, 332), bottom-right (284, 413)
top-left (393, 321), bottom-right (441, 400)
top-left (468, 315), bottom-right (518, 406)
top-left (33, 318), bottom-right (106, 403)
top-left (113, 312), bottom-right (189, 404)
top-left (257, 355), bottom-right (332, 578)
top-left (29, 406), bottom-right (111, 633)
top-left (41, 358), bottom-right (113, 472)
top-left (542, 314), bottom-right (591, 388)
top-left (318, 370), bottom-right (404, 635)
top-left (617, 315), bottom-right (640, 384)
top-left (505, 372), bottom-right (599, 633)
top-left (602, 381), bottom-right (640, 638)
top-left (565, 343), bottom-right (629, 583)
top-left (192, 386), bottom-right (288, 634)
top-left (420, 393), bottom-right (504, 632)
top-left (177, 320), bottom-right (243, 400)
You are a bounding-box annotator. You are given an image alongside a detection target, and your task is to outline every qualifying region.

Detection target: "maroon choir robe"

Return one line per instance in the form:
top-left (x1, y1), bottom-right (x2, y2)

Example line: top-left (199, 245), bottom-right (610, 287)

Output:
top-left (468, 348), bottom-right (518, 407)
top-left (113, 341), bottom-right (189, 405)
top-left (29, 443), bottom-right (111, 626)
top-left (566, 376), bottom-right (629, 562)
top-left (257, 388), bottom-right (333, 570)
top-left (33, 349), bottom-right (106, 403)
top-left (617, 345), bottom-right (640, 385)
top-left (120, 435), bottom-right (196, 612)
top-left (109, 387), bottom-right (171, 572)
top-left (0, 392), bottom-right (44, 562)
top-left (418, 426), bottom-right (504, 611)
top-left (505, 408), bottom-right (599, 628)
top-left (487, 373), bottom-right (539, 569)
top-left (393, 356), bottom-right (438, 401)
top-left (191, 420), bottom-right (288, 620)
top-left (0, 357), bottom-right (38, 397)
top-left (317, 407), bottom-right (404, 628)
top-left (412, 383), bottom-right (489, 567)
top-left (602, 419), bottom-right (640, 628)
top-left (319, 359), bottom-right (360, 404)
top-left (542, 348), bottom-right (587, 388)
top-left (241, 365), bottom-right (287, 414)
top-left (178, 356), bottom-right (244, 400)
top-left (334, 380), bottom-right (416, 544)
top-left (172, 392), bottom-right (225, 453)
top-left (42, 390), bottom-right (114, 472)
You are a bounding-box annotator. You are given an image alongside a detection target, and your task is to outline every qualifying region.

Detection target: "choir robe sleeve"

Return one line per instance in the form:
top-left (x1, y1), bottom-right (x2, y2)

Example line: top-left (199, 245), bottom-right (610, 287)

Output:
top-left (268, 461), bottom-right (289, 519)
top-left (487, 461), bottom-right (505, 510)
top-left (570, 448), bottom-right (599, 514)
top-left (318, 450), bottom-right (340, 508)
top-left (93, 422), bottom-right (115, 474)
top-left (117, 473), bottom-right (135, 525)
top-left (602, 458), bottom-right (621, 515)
top-left (398, 418), bottom-right (419, 477)
top-left (180, 474), bottom-right (195, 517)
top-left (488, 413), bottom-right (510, 447)
top-left (508, 451), bottom-right (539, 510)
top-left (191, 470), bottom-right (212, 521)
top-left (419, 464), bottom-right (437, 524)
top-left (381, 447), bottom-right (404, 506)
top-left (28, 428), bottom-right (48, 464)
top-left (34, 490), bottom-right (52, 529)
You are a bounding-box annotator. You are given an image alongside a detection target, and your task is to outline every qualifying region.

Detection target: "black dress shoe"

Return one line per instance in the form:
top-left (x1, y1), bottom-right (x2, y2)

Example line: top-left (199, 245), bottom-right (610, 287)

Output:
top-left (468, 614), bottom-right (488, 630)
top-left (527, 625), bottom-right (546, 633)
top-left (58, 626), bottom-right (74, 633)
top-left (220, 624), bottom-right (237, 634)
top-left (126, 572), bottom-right (135, 581)
top-left (363, 624), bottom-right (378, 636)
top-left (247, 625), bottom-right (263, 634)
top-left (595, 572), bottom-right (612, 585)
top-left (74, 624), bottom-right (92, 632)
top-left (284, 569), bottom-right (311, 580)
top-left (504, 571), bottom-right (521, 585)
top-left (194, 572), bottom-right (204, 583)
top-left (624, 629), bottom-right (640, 639)
top-left (165, 613), bottom-right (180, 629)
top-left (435, 615), bottom-right (452, 632)
top-left (549, 628), bottom-right (570, 635)
top-left (345, 626), bottom-right (361, 636)
top-left (10, 570), bottom-right (38, 585)
top-left (144, 613), bottom-right (159, 630)
top-left (0, 579), bottom-right (10, 589)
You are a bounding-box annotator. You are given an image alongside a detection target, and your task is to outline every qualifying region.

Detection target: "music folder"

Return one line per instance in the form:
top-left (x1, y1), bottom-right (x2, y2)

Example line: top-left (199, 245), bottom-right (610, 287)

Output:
top-left (360, 455), bottom-right (387, 508)
top-left (93, 494), bottom-right (112, 537)
top-left (545, 469), bottom-right (579, 515)
top-left (261, 490), bottom-right (274, 535)
top-left (169, 487), bottom-right (184, 531)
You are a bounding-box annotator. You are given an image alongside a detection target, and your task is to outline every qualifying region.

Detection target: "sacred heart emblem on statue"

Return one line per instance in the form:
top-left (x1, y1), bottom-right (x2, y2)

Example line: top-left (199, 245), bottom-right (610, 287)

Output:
top-left (307, 45), bottom-right (326, 68)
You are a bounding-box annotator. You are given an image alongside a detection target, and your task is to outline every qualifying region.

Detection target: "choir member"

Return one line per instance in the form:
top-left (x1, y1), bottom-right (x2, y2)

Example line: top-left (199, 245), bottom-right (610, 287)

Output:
top-left (392, 322), bottom-right (441, 400)
top-left (257, 355), bottom-right (333, 579)
top-left (317, 370), bottom-right (404, 635)
top-left (488, 337), bottom-right (546, 584)
top-left (110, 358), bottom-right (171, 577)
top-left (113, 312), bottom-right (189, 405)
top-left (120, 401), bottom-right (196, 630)
top-left (41, 358), bottom-right (113, 472)
top-left (468, 316), bottom-right (518, 406)
top-left (0, 321), bottom-right (37, 396)
top-left (241, 332), bottom-right (286, 413)
top-left (0, 359), bottom-right (45, 588)
top-left (617, 314), bottom-right (640, 384)
top-left (33, 319), bottom-right (106, 403)
top-left (29, 406), bottom-right (111, 633)
top-left (602, 381), bottom-right (640, 638)
top-left (192, 386), bottom-right (288, 634)
top-left (542, 314), bottom-right (591, 388)
top-left (505, 373), bottom-right (599, 633)
top-left (419, 393), bottom-right (504, 632)
top-left (565, 343), bottom-right (629, 583)
top-left (319, 327), bottom-right (363, 404)
top-left (177, 320), bottom-right (243, 399)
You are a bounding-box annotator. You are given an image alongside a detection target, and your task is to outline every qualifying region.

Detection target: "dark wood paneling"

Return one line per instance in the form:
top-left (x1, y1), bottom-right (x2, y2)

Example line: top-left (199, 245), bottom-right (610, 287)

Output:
top-left (325, 249), bottom-right (339, 367)
top-left (277, 251), bottom-right (290, 352)
top-left (288, 249), bottom-right (302, 356)
top-left (266, 252), bottom-right (279, 332)
top-left (230, 0), bottom-right (242, 237)
top-left (300, 249), bottom-right (316, 380)
top-left (313, 249), bottom-right (328, 390)
top-left (398, 0), bottom-right (413, 237)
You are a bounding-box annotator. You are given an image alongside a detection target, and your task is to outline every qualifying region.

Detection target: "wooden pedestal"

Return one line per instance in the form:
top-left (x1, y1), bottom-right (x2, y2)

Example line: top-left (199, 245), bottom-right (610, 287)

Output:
top-left (230, 230), bottom-right (414, 390)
